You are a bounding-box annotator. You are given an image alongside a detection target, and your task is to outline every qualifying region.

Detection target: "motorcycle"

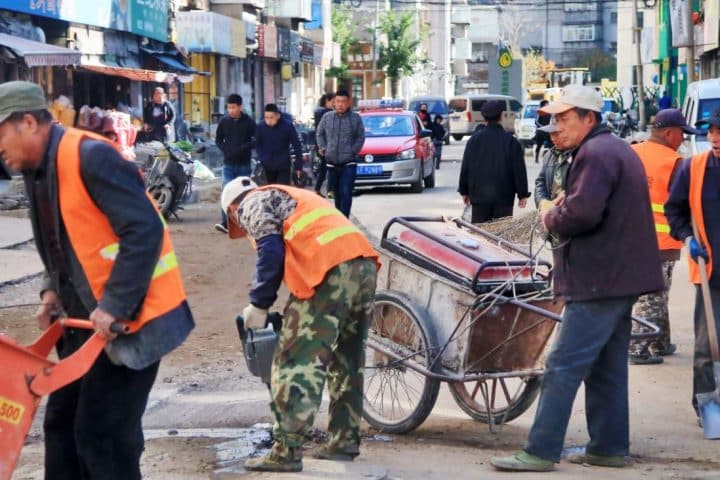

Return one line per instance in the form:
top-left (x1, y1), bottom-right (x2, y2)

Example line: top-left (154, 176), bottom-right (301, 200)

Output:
top-left (608, 110), bottom-right (639, 139)
top-left (145, 142), bottom-right (205, 219)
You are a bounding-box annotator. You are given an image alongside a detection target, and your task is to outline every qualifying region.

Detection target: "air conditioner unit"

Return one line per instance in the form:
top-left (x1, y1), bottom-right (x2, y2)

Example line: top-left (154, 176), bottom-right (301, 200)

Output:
top-left (211, 96), bottom-right (226, 114)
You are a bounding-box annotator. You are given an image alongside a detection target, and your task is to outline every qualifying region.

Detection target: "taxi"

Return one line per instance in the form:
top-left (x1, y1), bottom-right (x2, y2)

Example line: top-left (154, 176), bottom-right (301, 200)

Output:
top-left (355, 99), bottom-right (436, 193)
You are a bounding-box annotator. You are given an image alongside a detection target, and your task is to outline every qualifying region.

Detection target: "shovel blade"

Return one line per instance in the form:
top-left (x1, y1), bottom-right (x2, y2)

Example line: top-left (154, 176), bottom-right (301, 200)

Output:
top-left (697, 390), bottom-right (720, 439)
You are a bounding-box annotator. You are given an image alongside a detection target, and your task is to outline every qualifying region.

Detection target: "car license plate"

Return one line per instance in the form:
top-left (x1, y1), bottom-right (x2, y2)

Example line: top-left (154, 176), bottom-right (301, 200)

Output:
top-left (357, 164), bottom-right (383, 176)
top-left (450, 117), bottom-right (460, 122)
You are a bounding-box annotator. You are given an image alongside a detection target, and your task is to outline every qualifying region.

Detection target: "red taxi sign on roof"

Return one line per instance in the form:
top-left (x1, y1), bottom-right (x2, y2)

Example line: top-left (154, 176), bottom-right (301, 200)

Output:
top-left (357, 99), bottom-right (406, 110)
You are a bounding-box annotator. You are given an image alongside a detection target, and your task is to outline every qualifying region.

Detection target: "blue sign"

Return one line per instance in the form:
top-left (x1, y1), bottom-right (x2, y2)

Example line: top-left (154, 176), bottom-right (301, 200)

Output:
top-left (305, 0), bottom-right (323, 30)
top-left (0, 0), bottom-right (168, 41)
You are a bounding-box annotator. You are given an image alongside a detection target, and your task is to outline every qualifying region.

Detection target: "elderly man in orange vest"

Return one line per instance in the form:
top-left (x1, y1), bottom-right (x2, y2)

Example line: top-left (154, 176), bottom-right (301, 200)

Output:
top-left (221, 177), bottom-right (379, 472)
top-left (666, 107), bottom-right (720, 425)
top-left (628, 109), bottom-right (700, 364)
top-left (0, 81), bottom-right (194, 479)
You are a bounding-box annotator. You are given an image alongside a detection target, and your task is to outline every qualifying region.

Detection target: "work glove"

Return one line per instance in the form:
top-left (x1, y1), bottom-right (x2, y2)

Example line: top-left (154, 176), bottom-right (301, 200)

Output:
top-left (686, 236), bottom-right (709, 263)
top-left (242, 304), bottom-right (268, 330)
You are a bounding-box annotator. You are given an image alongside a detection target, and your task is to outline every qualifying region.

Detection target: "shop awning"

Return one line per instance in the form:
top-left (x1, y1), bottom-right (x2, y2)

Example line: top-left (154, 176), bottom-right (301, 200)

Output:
top-left (0, 33), bottom-right (81, 67)
top-left (153, 54), bottom-right (198, 75)
top-left (79, 60), bottom-right (177, 83)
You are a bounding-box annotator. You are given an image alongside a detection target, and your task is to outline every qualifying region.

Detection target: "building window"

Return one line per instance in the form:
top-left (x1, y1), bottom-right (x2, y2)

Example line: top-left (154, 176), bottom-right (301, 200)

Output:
top-left (352, 76), bottom-right (363, 102)
top-left (562, 24), bottom-right (596, 42)
top-left (564, 1), bottom-right (597, 12)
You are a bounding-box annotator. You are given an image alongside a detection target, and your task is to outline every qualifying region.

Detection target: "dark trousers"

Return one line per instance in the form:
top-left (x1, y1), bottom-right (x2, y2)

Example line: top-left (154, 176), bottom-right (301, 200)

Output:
top-left (264, 167), bottom-right (292, 185)
top-left (220, 162), bottom-right (252, 226)
top-left (328, 164), bottom-right (357, 217)
top-left (692, 285), bottom-right (720, 412)
top-left (433, 142), bottom-right (442, 168)
top-left (471, 203), bottom-right (513, 223)
top-left (525, 296), bottom-right (636, 462)
top-left (315, 154), bottom-right (328, 192)
top-left (44, 332), bottom-right (160, 480)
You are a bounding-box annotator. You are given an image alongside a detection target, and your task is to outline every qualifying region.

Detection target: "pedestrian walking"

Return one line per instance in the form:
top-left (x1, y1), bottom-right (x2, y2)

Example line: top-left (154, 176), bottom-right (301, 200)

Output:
top-left (313, 93), bottom-right (335, 196)
top-left (659, 90), bottom-right (672, 110)
top-left (0, 81), bottom-right (194, 479)
top-left (417, 102), bottom-right (430, 125)
top-left (214, 93), bottom-right (256, 233)
top-left (220, 177), bottom-right (379, 472)
top-left (143, 86), bottom-right (174, 142)
top-left (315, 88), bottom-right (365, 217)
top-left (254, 103), bottom-right (303, 185)
top-left (491, 85), bottom-right (664, 472)
top-left (665, 107), bottom-right (720, 424)
top-left (458, 100), bottom-right (529, 223)
top-left (431, 114), bottom-right (445, 169)
top-left (628, 109), bottom-right (698, 365)
top-left (534, 99), bottom-right (552, 163)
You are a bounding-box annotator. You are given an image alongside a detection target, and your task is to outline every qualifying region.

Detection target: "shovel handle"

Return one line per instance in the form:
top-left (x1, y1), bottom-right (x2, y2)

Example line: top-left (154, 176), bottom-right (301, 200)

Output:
top-left (692, 221), bottom-right (720, 364)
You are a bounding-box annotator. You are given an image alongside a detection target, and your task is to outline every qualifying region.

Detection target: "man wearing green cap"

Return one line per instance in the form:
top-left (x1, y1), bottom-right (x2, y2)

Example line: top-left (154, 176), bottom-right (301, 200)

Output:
top-left (0, 81), bottom-right (194, 479)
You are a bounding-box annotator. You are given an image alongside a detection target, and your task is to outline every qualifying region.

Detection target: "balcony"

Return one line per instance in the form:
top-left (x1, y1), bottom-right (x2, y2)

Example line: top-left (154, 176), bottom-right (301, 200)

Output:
top-left (266, 0), bottom-right (312, 21)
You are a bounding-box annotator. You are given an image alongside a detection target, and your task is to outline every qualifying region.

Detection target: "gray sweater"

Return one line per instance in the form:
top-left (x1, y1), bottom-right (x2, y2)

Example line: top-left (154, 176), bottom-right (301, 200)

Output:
top-left (316, 110), bottom-right (365, 166)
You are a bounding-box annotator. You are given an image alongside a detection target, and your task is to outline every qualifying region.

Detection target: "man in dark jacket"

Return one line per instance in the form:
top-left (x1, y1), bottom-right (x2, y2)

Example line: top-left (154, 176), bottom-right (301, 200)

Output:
top-left (313, 93), bottom-right (335, 196)
top-left (215, 93), bottom-right (256, 233)
top-left (458, 100), bottom-right (530, 223)
top-left (315, 88), bottom-right (365, 217)
top-left (492, 85), bottom-right (664, 472)
top-left (255, 103), bottom-right (303, 185)
top-left (534, 99), bottom-right (552, 163)
top-left (143, 86), bottom-right (174, 142)
top-left (0, 81), bottom-right (194, 479)
top-left (534, 118), bottom-right (570, 210)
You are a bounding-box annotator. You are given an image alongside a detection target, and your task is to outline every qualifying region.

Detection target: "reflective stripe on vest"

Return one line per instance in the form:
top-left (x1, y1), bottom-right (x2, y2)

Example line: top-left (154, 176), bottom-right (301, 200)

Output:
top-left (56, 128), bottom-right (187, 332)
top-left (254, 184), bottom-right (380, 300)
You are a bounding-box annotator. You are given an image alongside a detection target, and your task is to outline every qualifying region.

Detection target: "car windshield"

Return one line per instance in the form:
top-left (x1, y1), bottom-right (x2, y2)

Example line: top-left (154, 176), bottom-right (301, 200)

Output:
top-left (409, 100), bottom-right (448, 114)
top-left (362, 115), bottom-right (415, 137)
top-left (523, 105), bottom-right (539, 119)
top-left (697, 98), bottom-right (720, 136)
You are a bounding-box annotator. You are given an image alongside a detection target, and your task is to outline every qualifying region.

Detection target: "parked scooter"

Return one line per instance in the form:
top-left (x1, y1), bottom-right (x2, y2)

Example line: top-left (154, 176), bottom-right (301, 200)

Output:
top-left (146, 142), bottom-right (205, 219)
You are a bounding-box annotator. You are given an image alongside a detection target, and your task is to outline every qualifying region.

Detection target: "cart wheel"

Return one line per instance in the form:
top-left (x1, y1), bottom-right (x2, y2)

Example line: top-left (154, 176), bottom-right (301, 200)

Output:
top-left (362, 291), bottom-right (441, 434)
top-left (448, 376), bottom-right (541, 424)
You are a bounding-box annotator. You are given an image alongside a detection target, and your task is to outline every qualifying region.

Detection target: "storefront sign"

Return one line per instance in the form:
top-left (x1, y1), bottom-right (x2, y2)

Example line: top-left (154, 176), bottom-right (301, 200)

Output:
top-left (260, 24), bottom-right (277, 59)
top-left (289, 31), bottom-right (300, 63)
top-left (176, 11), bottom-right (235, 56)
top-left (230, 18), bottom-right (246, 58)
top-left (313, 43), bottom-right (323, 67)
top-left (0, 0), bottom-right (169, 42)
top-left (301, 38), bottom-right (314, 63)
top-left (277, 28), bottom-right (290, 61)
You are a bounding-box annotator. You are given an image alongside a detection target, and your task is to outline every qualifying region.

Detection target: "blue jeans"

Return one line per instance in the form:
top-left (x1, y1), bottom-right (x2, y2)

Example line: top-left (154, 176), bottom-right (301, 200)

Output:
top-left (327, 164), bottom-right (356, 217)
top-left (525, 295), bottom-right (636, 462)
top-left (220, 163), bottom-right (251, 226)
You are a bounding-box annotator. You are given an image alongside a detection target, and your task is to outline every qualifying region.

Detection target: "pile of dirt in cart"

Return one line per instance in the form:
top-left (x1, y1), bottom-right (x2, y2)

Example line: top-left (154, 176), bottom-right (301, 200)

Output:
top-left (480, 211), bottom-right (543, 246)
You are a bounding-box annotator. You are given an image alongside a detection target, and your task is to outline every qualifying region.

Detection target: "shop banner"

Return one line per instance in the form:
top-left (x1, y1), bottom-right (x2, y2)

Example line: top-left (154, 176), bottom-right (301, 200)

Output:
top-left (290, 31), bottom-right (300, 63)
top-left (262, 24), bottom-right (278, 59)
top-left (176, 11), bottom-right (232, 55)
top-left (670, 0), bottom-right (691, 47)
top-left (230, 18), bottom-right (246, 58)
top-left (0, 0), bottom-right (169, 41)
top-left (705, 0), bottom-right (719, 52)
top-left (301, 38), bottom-right (314, 63)
top-left (277, 28), bottom-right (290, 61)
top-left (313, 43), bottom-right (323, 66)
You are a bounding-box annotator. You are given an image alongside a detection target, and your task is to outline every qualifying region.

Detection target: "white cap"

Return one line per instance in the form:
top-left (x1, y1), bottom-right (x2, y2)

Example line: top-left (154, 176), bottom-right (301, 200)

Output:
top-left (221, 176), bottom-right (258, 238)
top-left (540, 85), bottom-right (604, 114)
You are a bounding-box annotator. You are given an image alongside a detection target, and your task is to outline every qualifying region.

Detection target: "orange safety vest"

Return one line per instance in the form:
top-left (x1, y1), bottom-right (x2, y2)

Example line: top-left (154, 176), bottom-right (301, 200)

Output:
top-left (255, 185), bottom-right (380, 299)
top-left (688, 150), bottom-right (713, 285)
top-left (56, 128), bottom-right (186, 332)
top-left (632, 141), bottom-right (683, 251)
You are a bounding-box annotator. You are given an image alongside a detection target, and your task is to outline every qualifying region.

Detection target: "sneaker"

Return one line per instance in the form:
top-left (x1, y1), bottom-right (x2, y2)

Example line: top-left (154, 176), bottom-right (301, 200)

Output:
top-left (214, 223), bottom-right (228, 234)
top-left (652, 343), bottom-right (677, 356)
top-left (629, 353), bottom-right (663, 365)
top-left (567, 452), bottom-right (628, 468)
top-left (244, 445), bottom-right (302, 472)
top-left (313, 444), bottom-right (359, 461)
top-left (490, 451), bottom-right (555, 472)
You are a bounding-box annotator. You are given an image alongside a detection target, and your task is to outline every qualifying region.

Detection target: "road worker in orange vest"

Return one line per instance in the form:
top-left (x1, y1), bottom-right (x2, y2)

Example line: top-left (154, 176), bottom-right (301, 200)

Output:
top-left (221, 177), bottom-right (379, 472)
top-left (666, 107), bottom-right (720, 425)
top-left (628, 109), bottom-right (700, 365)
top-left (0, 81), bottom-right (194, 479)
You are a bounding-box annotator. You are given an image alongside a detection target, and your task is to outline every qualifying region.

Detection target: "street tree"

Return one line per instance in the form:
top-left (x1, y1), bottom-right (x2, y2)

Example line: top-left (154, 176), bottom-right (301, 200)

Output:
top-left (376, 10), bottom-right (426, 98)
top-left (327, 6), bottom-right (357, 83)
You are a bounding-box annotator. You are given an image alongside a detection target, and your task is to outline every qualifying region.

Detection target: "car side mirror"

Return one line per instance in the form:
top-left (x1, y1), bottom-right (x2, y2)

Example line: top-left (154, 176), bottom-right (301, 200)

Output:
top-left (420, 129), bottom-right (433, 138)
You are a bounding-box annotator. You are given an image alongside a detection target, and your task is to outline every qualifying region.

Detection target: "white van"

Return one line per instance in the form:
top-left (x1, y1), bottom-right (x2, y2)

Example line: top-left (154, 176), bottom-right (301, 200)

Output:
top-left (681, 79), bottom-right (720, 155)
top-left (448, 94), bottom-right (522, 140)
top-left (515, 100), bottom-right (541, 148)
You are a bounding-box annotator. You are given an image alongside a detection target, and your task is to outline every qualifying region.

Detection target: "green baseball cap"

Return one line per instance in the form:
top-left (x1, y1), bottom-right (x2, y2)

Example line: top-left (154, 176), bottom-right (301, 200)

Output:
top-left (0, 81), bottom-right (48, 124)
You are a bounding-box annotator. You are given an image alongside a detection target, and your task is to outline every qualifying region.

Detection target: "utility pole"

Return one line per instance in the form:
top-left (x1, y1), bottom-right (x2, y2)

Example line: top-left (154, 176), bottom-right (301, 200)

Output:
top-left (632, 0), bottom-right (646, 131)
top-left (686, 0), bottom-right (696, 82)
top-left (372, 0), bottom-right (380, 98)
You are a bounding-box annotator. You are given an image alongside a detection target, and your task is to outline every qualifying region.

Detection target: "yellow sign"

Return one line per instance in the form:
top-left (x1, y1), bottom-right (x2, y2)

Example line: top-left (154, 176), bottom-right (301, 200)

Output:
top-left (0, 396), bottom-right (25, 426)
top-left (498, 51), bottom-right (513, 69)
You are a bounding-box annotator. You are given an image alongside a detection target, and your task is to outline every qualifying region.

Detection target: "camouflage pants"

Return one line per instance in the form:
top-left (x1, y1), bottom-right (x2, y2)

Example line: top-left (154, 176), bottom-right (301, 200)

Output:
top-left (270, 257), bottom-right (377, 451)
top-left (629, 260), bottom-right (675, 355)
